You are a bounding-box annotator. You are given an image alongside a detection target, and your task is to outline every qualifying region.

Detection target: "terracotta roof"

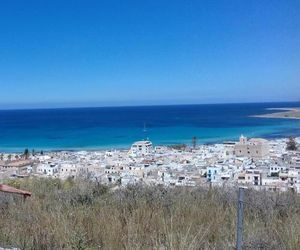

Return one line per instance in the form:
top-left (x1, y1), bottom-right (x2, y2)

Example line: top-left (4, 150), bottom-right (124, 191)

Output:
top-left (0, 184), bottom-right (31, 197)
top-left (3, 160), bottom-right (33, 168)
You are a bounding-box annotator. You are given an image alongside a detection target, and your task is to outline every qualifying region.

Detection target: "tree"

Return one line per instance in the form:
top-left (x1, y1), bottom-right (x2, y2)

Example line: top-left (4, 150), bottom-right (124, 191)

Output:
top-left (286, 137), bottom-right (297, 151)
top-left (192, 136), bottom-right (198, 149)
top-left (32, 149), bottom-right (35, 156)
top-left (24, 148), bottom-right (30, 159)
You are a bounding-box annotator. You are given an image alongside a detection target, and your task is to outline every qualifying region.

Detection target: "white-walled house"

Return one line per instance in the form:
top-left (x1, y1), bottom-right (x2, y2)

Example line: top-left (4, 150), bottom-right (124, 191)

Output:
top-left (59, 163), bottom-right (76, 178)
top-left (37, 163), bottom-right (59, 176)
top-left (207, 166), bottom-right (220, 183)
top-left (269, 165), bottom-right (287, 176)
top-left (237, 170), bottom-right (262, 186)
top-left (130, 141), bottom-right (153, 156)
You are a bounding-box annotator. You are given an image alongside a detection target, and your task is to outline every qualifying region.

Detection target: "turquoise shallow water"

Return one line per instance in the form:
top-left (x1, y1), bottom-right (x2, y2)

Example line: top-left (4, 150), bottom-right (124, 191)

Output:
top-left (0, 102), bottom-right (299, 152)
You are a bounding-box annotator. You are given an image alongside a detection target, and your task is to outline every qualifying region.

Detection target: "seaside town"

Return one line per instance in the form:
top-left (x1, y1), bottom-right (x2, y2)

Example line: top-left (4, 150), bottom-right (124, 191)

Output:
top-left (0, 136), bottom-right (300, 193)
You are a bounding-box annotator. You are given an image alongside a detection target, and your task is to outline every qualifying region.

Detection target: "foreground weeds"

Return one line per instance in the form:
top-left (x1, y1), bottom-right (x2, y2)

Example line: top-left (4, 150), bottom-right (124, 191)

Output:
top-left (1, 178), bottom-right (300, 249)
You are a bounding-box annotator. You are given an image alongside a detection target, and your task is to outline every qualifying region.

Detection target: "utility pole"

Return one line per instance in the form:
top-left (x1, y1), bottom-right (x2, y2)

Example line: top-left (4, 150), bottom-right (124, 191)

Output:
top-left (236, 187), bottom-right (245, 250)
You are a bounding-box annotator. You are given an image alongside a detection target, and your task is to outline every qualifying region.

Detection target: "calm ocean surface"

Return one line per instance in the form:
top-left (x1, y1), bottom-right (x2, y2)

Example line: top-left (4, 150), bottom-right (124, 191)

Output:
top-left (0, 102), bottom-right (300, 152)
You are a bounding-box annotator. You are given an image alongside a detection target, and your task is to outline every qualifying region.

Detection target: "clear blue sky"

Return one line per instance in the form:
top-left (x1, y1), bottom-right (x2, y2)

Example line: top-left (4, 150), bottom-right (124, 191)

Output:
top-left (0, 0), bottom-right (299, 108)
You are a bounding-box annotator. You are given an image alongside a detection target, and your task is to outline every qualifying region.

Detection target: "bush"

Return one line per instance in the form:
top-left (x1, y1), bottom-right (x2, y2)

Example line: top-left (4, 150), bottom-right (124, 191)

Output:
top-left (286, 137), bottom-right (298, 151)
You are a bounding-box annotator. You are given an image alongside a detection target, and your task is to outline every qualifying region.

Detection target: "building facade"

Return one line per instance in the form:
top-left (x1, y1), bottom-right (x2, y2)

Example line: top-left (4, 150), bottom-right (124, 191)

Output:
top-left (234, 135), bottom-right (269, 158)
top-left (130, 141), bottom-right (153, 156)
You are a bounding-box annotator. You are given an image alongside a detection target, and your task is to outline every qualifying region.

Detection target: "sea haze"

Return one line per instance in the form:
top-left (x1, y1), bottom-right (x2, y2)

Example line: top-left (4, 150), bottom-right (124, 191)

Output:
top-left (0, 102), bottom-right (299, 152)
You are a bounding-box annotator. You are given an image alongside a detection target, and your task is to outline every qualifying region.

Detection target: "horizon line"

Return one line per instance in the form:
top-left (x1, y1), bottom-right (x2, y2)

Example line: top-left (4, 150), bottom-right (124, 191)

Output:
top-left (0, 100), bottom-right (300, 111)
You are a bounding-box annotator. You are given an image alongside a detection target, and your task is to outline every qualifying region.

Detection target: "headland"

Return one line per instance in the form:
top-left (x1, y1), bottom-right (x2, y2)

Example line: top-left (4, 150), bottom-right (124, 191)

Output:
top-left (252, 107), bottom-right (300, 120)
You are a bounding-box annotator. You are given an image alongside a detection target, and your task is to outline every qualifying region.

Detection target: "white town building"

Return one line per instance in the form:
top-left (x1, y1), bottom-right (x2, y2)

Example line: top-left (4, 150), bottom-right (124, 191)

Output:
top-left (130, 140), bottom-right (153, 156)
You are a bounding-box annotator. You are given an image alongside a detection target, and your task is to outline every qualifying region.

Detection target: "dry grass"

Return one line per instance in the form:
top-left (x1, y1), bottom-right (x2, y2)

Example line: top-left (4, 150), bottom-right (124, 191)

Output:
top-left (1, 178), bottom-right (300, 249)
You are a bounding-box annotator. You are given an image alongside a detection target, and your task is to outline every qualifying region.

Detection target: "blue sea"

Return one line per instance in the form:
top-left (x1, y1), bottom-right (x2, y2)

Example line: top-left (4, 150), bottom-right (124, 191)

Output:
top-left (0, 102), bottom-right (299, 152)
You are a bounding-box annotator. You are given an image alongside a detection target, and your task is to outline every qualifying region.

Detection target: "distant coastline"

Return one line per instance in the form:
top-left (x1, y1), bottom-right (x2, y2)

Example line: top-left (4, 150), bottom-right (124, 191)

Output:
top-left (251, 108), bottom-right (300, 120)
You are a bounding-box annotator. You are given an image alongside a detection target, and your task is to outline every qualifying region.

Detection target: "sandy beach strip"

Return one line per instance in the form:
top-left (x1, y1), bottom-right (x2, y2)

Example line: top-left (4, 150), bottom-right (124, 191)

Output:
top-left (251, 107), bottom-right (300, 120)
